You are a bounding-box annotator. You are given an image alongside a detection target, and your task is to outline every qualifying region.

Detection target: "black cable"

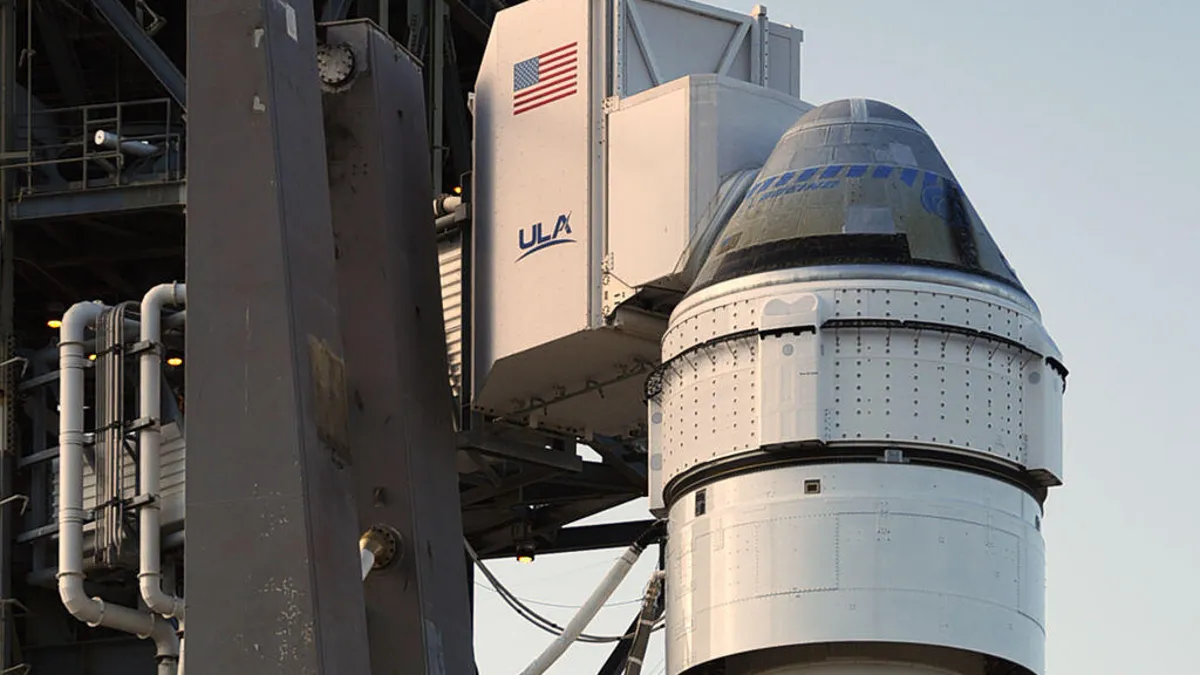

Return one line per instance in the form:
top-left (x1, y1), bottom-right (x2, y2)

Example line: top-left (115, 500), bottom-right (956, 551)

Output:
top-left (464, 535), bottom-right (665, 644)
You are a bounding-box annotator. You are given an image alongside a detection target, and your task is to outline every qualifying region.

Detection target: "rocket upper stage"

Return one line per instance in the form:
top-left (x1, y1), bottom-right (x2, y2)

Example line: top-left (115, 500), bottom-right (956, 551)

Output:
top-left (692, 99), bottom-right (1025, 296)
top-left (653, 98), bottom-right (1065, 675)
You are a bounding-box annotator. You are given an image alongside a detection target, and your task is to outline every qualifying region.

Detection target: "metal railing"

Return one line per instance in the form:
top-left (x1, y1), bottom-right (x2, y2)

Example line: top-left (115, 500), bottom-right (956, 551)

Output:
top-left (6, 97), bottom-right (183, 197)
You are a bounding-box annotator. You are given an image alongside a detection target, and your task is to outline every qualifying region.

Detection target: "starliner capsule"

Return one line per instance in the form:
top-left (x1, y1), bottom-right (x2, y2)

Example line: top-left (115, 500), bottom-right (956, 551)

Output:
top-left (647, 99), bottom-right (1066, 675)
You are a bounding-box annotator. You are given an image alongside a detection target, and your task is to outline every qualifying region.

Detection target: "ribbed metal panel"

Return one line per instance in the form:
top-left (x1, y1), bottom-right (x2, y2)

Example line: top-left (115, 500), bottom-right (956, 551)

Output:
top-left (438, 232), bottom-right (464, 400)
top-left (50, 421), bottom-right (187, 556)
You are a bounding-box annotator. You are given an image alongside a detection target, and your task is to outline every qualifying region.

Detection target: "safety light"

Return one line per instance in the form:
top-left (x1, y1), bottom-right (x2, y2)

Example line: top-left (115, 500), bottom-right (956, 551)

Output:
top-left (515, 541), bottom-right (536, 564)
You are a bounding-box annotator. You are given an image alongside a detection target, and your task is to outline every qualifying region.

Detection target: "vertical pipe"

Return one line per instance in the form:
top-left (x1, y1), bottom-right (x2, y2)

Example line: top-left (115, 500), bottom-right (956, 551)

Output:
top-left (115, 99), bottom-right (124, 184)
top-left (57, 301), bottom-right (179, 671)
top-left (0, 1), bottom-right (16, 667)
top-left (138, 283), bottom-right (186, 621)
top-left (429, 0), bottom-right (446, 194)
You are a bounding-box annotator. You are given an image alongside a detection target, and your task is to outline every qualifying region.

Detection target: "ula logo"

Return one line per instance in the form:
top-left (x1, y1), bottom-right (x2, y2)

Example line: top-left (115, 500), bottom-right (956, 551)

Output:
top-left (517, 213), bottom-right (575, 261)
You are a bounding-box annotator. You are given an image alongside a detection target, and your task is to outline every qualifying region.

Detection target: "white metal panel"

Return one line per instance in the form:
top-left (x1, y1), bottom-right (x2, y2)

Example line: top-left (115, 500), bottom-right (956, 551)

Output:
top-left (767, 23), bottom-right (803, 98)
top-left (757, 293), bottom-right (825, 445)
top-left (473, 0), bottom-right (595, 395)
top-left (624, 0), bottom-right (744, 94)
top-left (825, 328), bottom-right (1028, 463)
top-left (668, 273), bottom-right (1042, 356)
top-left (666, 464), bottom-right (1046, 675)
top-left (831, 288), bottom-right (1027, 340)
top-left (710, 79), bottom-right (811, 195)
top-left (1022, 359), bottom-right (1064, 485)
top-left (655, 274), bottom-right (1060, 489)
top-left (438, 233), bottom-right (464, 399)
top-left (616, 0), bottom-right (802, 98)
top-left (474, 327), bottom-right (661, 437)
top-left (662, 295), bottom-right (762, 360)
top-left (158, 422), bottom-right (186, 527)
top-left (648, 397), bottom-right (667, 516)
top-left (659, 334), bottom-right (758, 477)
top-left (607, 81), bottom-right (691, 290)
top-left (607, 76), bottom-right (810, 293)
top-left (759, 330), bottom-right (823, 446)
top-left (52, 422), bottom-right (187, 558)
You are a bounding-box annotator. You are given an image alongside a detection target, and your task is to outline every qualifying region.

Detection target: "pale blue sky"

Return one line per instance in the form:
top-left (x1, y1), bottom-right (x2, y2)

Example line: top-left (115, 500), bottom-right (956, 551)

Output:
top-left (475, 2), bottom-right (1200, 673)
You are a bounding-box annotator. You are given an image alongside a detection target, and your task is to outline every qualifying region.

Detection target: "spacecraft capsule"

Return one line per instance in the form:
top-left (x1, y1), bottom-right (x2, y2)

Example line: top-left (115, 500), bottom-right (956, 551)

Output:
top-left (693, 99), bottom-right (1023, 297)
top-left (650, 100), bottom-right (1065, 675)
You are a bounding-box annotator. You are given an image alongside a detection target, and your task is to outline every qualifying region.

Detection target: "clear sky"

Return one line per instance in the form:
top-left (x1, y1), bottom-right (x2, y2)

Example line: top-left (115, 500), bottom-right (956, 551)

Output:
top-left (474, 1), bottom-right (1200, 673)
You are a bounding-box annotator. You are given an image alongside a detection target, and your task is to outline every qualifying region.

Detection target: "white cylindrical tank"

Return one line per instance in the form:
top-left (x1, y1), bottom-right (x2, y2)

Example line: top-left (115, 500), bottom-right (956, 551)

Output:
top-left (647, 100), bottom-right (1065, 675)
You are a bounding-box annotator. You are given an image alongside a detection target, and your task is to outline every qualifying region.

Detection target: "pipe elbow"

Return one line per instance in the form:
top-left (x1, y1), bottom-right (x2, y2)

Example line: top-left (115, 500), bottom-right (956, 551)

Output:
top-left (140, 575), bottom-right (185, 620)
top-left (57, 574), bottom-right (102, 626)
top-left (60, 301), bottom-right (106, 344)
top-left (142, 283), bottom-right (186, 312)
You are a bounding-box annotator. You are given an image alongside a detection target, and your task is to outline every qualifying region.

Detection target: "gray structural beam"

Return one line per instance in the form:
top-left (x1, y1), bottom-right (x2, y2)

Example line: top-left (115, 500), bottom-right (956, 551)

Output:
top-left (458, 429), bottom-right (584, 473)
top-left (0, 3), bottom-right (17, 667)
top-left (186, 2), bottom-right (369, 673)
top-left (90, 0), bottom-right (186, 108)
top-left (321, 20), bottom-right (475, 674)
top-left (521, 520), bottom-right (657, 559)
top-left (320, 0), bottom-right (355, 21)
top-left (7, 182), bottom-right (185, 221)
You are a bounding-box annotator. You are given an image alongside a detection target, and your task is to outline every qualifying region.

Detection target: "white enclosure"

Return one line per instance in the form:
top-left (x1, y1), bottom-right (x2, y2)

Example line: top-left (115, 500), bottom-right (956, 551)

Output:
top-left (469, 0), bottom-right (808, 437)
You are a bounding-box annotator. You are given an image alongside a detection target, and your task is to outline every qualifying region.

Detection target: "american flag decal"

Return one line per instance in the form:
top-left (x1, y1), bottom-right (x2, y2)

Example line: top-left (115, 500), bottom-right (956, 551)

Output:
top-left (512, 42), bottom-right (579, 116)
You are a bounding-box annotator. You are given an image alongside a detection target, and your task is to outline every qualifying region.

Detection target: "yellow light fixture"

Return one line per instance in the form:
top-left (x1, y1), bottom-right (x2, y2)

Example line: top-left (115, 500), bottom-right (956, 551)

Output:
top-left (166, 357), bottom-right (183, 367)
top-left (453, 185), bottom-right (463, 195)
top-left (514, 541), bottom-right (536, 564)
top-left (87, 354), bottom-right (97, 361)
top-left (47, 319), bottom-right (62, 329)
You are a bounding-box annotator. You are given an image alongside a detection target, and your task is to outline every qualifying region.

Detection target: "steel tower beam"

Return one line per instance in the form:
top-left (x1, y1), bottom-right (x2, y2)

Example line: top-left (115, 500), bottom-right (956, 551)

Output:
top-left (90, 0), bottom-right (186, 108)
top-left (0, 6), bottom-right (15, 667)
top-left (320, 0), bottom-right (355, 21)
top-left (185, 2), bottom-right (369, 672)
top-left (321, 20), bottom-right (475, 674)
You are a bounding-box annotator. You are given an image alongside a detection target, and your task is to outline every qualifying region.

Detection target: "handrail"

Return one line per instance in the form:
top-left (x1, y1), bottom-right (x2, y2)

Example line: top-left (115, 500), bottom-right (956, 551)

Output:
top-left (5, 97), bottom-right (183, 197)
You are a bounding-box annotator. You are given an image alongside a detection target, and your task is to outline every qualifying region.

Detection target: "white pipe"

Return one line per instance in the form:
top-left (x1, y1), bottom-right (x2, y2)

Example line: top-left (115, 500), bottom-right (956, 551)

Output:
top-left (93, 130), bottom-right (160, 158)
top-left (433, 193), bottom-right (462, 217)
top-left (138, 283), bottom-right (186, 622)
top-left (58, 301), bottom-right (179, 670)
top-left (519, 545), bottom-right (645, 675)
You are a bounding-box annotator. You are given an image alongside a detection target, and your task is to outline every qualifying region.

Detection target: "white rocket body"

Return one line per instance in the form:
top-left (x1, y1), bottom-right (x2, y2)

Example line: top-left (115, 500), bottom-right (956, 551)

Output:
top-left (647, 100), bottom-right (1065, 675)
